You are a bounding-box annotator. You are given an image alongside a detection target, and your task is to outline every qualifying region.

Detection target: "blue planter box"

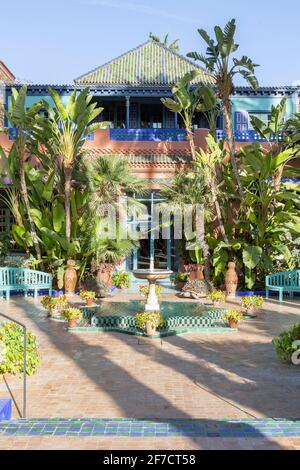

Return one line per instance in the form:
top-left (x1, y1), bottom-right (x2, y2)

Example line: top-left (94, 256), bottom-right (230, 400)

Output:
top-left (0, 399), bottom-right (12, 420)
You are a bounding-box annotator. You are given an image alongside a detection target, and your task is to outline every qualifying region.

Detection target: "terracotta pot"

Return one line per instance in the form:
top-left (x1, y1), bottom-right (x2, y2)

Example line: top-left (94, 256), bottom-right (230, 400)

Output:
top-left (212, 300), bottom-right (221, 307)
top-left (189, 264), bottom-right (204, 281)
top-left (145, 320), bottom-right (156, 337)
top-left (64, 259), bottom-right (77, 296)
top-left (225, 261), bottom-right (238, 298)
top-left (96, 263), bottom-right (114, 286)
top-left (228, 320), bottom-right (238, 329)
top-left (86, 298), bottom-right (94, 306)
top-left (68, 318), bottom-right (77, 329)
top-left (175, 281), bottom-right (186, 291)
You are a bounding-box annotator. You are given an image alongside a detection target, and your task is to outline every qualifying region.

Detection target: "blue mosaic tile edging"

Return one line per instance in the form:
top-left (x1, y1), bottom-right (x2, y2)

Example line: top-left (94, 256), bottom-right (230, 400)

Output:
top-left (0, 418), bottom-right (300, 438)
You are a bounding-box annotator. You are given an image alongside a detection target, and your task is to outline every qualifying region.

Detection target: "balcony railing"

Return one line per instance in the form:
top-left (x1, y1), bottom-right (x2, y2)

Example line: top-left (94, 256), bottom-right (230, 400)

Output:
top-left (110, 128), bottom-right (187, 142)
top-left (216, 129), bottom-right (284, 142)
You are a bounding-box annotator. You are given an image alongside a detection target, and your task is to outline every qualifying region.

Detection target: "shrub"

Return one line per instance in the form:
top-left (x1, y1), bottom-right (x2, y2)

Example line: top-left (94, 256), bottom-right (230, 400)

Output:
top-left (222, 310), bottom-right (244, 323)
top-left (241, 296), bottom-right (264, 309)
top-left (208, 290), bottom-right (226, 302)
top-left (174, 272), bottom-right (189, 283)
top-left (80, 290), bottom-right (96, 300)
top-left (62, 308), bottom-right (83, 321)
top-left (41, 295), bottom-right (68, 313)
top-left (0, 322), bottom-right (40, 376)
top-left (272, 324), bottom-right (300, 364)
top-left (139, 285), bottom-right (161, 297)
top-left (112, 271), bottom-right (131, 289)
top-left (135, 312), bottom-right (164, 330)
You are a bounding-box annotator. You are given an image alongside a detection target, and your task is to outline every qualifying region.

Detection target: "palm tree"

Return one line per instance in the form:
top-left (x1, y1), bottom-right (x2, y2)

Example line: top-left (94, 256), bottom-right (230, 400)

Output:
top-left (187, 18), bottom-right (259, 198)
top-left (36, 88), bottom-right (110, 244)
top-left (0, 85), bottom-right (43, 260)
top-left (149, 33), bottom-right (180, 52)
top-left (161, 170), bottom-right (212, 282)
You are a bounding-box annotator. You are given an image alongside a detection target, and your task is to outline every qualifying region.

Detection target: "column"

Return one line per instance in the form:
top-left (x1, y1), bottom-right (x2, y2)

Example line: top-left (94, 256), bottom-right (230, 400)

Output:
top-left (174, 112), bottom-right (178, 129)
top-left (125, 96), bottom-right (130, 129)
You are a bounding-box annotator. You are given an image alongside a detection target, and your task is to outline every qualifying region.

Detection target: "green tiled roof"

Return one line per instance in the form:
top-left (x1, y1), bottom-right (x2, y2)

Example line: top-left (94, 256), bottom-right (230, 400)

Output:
top-left (75, 41), bottom-right (213, 86)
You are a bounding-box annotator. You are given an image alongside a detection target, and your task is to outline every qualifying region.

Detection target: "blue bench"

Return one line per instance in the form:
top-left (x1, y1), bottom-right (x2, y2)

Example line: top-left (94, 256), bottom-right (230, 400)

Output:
top-left (0, 268), bottom-right (52, 300)
top-left (0, 399), bottom-right (12, 420)
top-left (266, 270), bottom-right (300, 302)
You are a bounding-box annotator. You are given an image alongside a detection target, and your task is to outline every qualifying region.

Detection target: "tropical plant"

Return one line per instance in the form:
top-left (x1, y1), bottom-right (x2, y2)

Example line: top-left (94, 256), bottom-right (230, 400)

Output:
top-left (149, 32), bottom-right (180, 52)
top-left (208, 290), bottom-right (226, 302)
top-left (272, 324), bottom-right (300, 364)
top-left (241, 295), bottom-right (264, 310)
top-left (187, 18), bottom-right (259, 198)
top-left (0, 321), bottom-right (40, 376)
top-left (222, 309), bottom-right (244, 325)
top-left (161, 71), bottom-right (215, 160)
top-left (173, 272), bottom-right (189, 283)
top-left (112, 271), bottom-right (131, 289)
top-left (0, 85), bottom-right (44, 259)
top-left (135, 311), bottom-right (164, 330)
top-left (80, 290), bottom-right (96, 301)
top-left (40, 295), bottom-right (68, 315)
top-left (35, 87), bottom-right (110, 243)
top-left (62, 307), bottom-right (82, 321)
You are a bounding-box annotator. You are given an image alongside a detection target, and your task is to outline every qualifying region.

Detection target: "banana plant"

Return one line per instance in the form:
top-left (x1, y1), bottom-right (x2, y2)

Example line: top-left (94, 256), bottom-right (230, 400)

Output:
top-left (34, 87), bottom-right (110, 244)
top-left (149, 32), bottom-right (180, 51)
top-left (187, 18), bottom-right (259, 199)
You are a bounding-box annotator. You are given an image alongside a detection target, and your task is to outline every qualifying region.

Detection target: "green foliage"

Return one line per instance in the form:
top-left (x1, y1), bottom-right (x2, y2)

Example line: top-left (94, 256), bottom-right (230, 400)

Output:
top-left (135, 312), bottom-right (164, 330)
top-left (272, 324), bottom-right (300, 364)
top-left (0, 321), bottom-right (40, 376)
top-left (222, 310), bottom-right (244, 324)
top-left (62, 308), bottom-right (83, 321)
top-left (80, 290), bottom-right (96, 300)
top-left (40, 295), bottom-right (68, 313)
top-left (139, 285), bottom-right (161, 298)
top-left (174, 272), bottom-right (189, 283)
top-left (208, 290), bottom-right (226, 302)
top-left (112, 271), bottom-right (131, 289)
top-left (241, 296), bottom-right (264, 309)
top-left (149, 32), bottom-right (180, 52)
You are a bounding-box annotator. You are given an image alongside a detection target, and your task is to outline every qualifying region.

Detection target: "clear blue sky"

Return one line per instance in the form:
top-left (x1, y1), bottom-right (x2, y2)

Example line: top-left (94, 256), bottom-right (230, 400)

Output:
top-left (2, 0), bottom-right (300, 86)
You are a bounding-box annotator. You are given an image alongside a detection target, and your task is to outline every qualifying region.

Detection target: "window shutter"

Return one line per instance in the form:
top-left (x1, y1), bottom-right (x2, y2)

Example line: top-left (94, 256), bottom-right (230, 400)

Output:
top-left (235, 111), bottom-right (249, 131)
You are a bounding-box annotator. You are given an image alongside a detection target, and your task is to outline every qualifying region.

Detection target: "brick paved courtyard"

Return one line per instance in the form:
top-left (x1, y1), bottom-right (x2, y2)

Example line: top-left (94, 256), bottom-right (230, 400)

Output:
top-left (0, 294), bottom-right (299, 450)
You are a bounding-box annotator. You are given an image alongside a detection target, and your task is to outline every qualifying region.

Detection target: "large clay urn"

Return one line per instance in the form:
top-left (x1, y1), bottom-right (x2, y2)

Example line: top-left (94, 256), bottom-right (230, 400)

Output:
top-left (96, 263), bottom-right (114, 286)
top-left (189, 264), bottom-right (204, 281)
top-left (225, 261), bottom-right (238, 298)
top-left (64, 259), bottom-right (78, 296)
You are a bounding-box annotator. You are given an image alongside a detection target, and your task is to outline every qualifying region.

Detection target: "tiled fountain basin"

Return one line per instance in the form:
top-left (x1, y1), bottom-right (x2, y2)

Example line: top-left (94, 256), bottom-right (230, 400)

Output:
top-left (69, 301), bottom-right (235, 337)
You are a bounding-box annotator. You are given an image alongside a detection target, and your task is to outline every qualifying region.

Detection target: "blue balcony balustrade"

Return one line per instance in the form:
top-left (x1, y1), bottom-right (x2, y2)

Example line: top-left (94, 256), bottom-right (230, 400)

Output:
top-left (110, 128), bottom-right (187, 142)
top-left (216, 129), bottom-right (284, 143)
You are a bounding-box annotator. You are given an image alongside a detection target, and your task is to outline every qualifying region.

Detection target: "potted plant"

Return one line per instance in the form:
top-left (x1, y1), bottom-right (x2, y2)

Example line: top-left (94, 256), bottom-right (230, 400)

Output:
top-left (41, 295), bottom-right (68, 317)
top-left (139, 284), bottom-right (161, 299)
top-left (91, 236), bottom-right (136, 286)
top-left (222, 310), bottom-right (244, 329)
top-left (135, 311), bottom-right (164, 336)
top-left (241, 296), bottom-right (264, 317)
top-left (173, 272), bottom-right (189, 290)
top-left (207, 290), bottom-right (226, 306)
top-left (189, 247), bottom-right (204, 281)
top-left (112, 271), bottom-right (131, 289)
top-left (62, 308), bottom-right (83, 329)
top-left (272, 323), bottom-right (300, 364)
top-left (80, 290), bottom-right (96, 306)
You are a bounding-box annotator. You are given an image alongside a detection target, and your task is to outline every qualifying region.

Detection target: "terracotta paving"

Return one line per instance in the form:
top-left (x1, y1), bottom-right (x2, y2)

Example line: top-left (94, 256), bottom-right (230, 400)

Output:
top-left (0, 294), bottom-right (299, 450)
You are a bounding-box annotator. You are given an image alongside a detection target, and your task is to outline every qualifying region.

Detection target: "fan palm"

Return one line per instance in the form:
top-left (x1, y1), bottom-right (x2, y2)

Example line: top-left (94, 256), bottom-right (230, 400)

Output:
top-left (187, 18), bottom-right (259, 198)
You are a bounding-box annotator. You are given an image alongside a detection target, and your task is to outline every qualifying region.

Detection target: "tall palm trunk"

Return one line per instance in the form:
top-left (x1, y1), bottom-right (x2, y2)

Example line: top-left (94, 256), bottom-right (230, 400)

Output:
top-left (223, 98), bottom-right (244, 199)
top-left (19, 155), bottom-right (42, 260)
top-left (64, 167), bottom-right (72, 244)
top-left (186, 128), bottom-right (197, 161)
